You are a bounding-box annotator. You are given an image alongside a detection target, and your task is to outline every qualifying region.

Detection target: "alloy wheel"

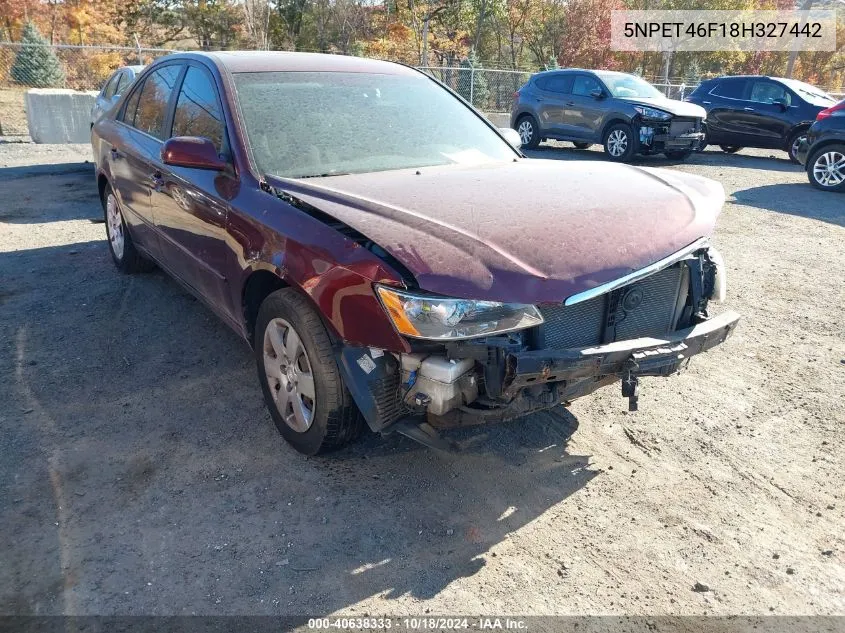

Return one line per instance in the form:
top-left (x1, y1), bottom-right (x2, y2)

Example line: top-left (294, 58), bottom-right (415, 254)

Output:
top-left (791, 135), bottom-right (807, 161)
top-left (106, 192), bottom-right (125, 260)
top-left (262, 318), bottom-right (316, 433)
top-left (812, 150), bottom-right (845, 187)
top-left (517, 120), bottom-right (534, 145)
top-left (607, 129), bottom-right (628, 157)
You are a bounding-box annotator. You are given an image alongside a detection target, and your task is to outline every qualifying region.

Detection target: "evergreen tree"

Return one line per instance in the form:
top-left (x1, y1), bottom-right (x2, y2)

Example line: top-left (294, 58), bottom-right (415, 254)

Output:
top-left (11, 22), bottom-right (65, 88)
top-left (545, 56), bottom-right (560, 71)
top-left (457, 51), bottom-right (489, 108)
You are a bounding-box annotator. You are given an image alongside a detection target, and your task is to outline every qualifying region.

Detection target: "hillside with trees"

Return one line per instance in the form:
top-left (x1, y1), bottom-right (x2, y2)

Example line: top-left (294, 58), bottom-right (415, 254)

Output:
top-left (0, 0), bottom-right (842, 89)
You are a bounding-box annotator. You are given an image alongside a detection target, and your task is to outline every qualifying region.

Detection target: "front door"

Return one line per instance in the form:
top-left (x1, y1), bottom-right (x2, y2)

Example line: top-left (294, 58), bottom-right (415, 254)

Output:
top-left (739, 79), bottom-right (796, 148)
top-left (151, 64), bottom-right (236, 320)
top-left (562, 74), bottom-right (606, 141)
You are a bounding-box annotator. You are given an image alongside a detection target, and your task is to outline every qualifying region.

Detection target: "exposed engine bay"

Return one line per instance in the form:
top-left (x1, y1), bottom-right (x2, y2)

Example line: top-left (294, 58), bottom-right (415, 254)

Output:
top-left (336, 245), bottom-right (740, 446)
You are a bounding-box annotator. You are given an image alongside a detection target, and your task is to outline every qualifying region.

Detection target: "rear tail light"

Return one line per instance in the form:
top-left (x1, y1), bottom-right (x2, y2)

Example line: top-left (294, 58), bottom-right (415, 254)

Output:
top-left (817, 101), bottom-right (845, 120)
top-left (512, 91), bottom-right (520, 100)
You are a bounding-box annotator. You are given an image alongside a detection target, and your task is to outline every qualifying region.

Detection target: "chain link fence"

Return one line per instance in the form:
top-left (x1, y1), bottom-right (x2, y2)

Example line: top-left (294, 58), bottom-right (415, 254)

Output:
top-left (1, 42), bottom-right (843, 138)
top-left (0, 43), bottom-right (173, 135)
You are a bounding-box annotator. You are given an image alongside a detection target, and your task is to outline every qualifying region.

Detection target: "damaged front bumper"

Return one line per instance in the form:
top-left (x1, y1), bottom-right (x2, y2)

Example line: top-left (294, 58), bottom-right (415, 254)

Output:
top-left (503, 310), bottom-right (740, 408)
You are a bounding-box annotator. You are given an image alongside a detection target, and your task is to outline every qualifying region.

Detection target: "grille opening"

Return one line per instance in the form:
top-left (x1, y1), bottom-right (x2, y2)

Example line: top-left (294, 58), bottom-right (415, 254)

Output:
top-left (540, 264), bottom-right (688, 350)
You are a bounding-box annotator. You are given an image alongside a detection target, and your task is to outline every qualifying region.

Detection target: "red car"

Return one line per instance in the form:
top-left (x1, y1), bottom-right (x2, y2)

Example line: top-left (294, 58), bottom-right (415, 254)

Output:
top-left (92, 51), bottom-right (740, 455)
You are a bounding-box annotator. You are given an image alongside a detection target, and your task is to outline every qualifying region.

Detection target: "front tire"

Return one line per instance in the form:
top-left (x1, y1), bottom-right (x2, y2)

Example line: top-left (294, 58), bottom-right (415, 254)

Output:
top-left (807, 144), bottom-right (845, 192)
top-left (102, 184), bottom-right (153, 273)
top-left (787, 130), bottom-right (808, 164)
top-left (515, 115), bottom-right (540, 149)
top-left (719, 145), bottom-right (742, 154)
top-left (255, 289), bottom-right (364, 455)
top-left (603, 123), bottom-right (638, 162)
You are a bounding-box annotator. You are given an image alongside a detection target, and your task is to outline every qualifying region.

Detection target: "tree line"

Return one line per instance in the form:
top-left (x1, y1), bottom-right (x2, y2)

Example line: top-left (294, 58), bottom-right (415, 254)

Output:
top-left (1, 0), bottom-right (843, 89)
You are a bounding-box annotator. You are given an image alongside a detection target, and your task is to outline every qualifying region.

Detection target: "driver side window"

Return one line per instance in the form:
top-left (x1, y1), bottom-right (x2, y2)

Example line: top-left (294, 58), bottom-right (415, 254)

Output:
top-left (749, 81), bottom-right (791, 106)
top-left (572, 75), bottom-right (600, 97)
top-left (170, 66), bottom-right (226, 154)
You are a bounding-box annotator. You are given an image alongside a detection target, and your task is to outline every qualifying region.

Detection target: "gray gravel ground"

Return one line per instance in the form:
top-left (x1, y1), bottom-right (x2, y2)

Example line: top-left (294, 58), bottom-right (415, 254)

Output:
top-left (0, 140), bottom-right (843, 617)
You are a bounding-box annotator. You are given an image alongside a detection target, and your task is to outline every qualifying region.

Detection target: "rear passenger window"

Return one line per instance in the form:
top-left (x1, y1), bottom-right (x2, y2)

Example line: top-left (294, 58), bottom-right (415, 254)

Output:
top-left (114, 71), bottom-right (130, 96)
top-left (572, 75), bottom-right (601, 97)
top-left (545, 75), bottom-right (572, 94)
top-left (102, 74), bottom-right (119, 98)
top-left (171, 66), bottom-right (226, 152)
top-left (711, 79), bottom-right (746, 99)
top-left (131, 65), bottom-right (182, 140)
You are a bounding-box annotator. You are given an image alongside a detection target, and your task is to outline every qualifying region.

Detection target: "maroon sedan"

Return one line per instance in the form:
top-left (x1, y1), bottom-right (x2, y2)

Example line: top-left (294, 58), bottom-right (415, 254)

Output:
top-left (92, 51), bottom-right (740, 455)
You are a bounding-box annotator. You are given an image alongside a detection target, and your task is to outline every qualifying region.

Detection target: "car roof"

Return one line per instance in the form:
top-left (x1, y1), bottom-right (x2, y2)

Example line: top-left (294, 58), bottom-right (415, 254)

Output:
top-left (162, 51), bottom-right (420, 76)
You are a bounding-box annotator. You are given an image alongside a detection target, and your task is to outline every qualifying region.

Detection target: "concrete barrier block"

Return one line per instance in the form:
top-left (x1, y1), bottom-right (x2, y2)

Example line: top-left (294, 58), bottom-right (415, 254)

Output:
top-left (25, 89), bottom-right (98, 144)
top-left (484, 112), bottom-right (510, 128)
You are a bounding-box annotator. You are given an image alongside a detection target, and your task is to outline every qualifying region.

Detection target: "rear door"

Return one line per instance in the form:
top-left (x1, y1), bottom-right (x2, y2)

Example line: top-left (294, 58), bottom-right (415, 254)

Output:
top-left (533, 74), bottom-right (572, 137)
top-left (701, 78), bottom-right (749, 144)
top-left (562, 74), bottom-right (606, 140)
top-left (109, 63), bottom-right (184, 261)
top-left (93, 71), bottom-right (120, 123)
top-left (150, 63), bottom-right (236, 318)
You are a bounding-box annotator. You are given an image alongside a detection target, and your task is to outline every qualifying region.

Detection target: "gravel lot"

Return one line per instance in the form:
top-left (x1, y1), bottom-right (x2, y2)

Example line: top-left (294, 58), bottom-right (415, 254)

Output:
top-left (1, 140), bottom-right (843, 618)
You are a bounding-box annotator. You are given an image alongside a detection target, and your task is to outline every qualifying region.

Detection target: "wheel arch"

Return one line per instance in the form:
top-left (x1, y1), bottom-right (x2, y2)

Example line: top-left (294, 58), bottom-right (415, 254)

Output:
top-left (241, 267), bottom-right (291, 347)
top-left (601, 116), bottom-right (632, 142)
top-left (806, 139), bottom-right (845, 168)
top-left (785, 122), bottom-right (812, 148)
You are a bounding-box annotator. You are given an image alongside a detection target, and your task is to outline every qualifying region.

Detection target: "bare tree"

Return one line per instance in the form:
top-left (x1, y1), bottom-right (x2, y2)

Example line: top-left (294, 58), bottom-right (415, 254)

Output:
top-left (243, 0), bottom-right (271, 49)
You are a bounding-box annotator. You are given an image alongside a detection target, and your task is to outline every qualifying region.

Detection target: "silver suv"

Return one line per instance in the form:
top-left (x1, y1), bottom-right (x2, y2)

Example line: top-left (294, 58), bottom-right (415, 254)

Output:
top-left (511, 69), bottom-right (707, 162)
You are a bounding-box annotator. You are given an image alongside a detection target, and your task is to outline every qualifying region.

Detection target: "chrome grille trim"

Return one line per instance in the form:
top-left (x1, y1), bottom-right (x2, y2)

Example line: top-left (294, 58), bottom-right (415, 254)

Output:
top-left (563, 237), bottom-right (708, 307)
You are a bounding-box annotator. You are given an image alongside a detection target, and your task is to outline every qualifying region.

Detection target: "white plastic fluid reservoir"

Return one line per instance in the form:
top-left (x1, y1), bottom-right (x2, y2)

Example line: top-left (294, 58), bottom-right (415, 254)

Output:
top-left (419, 357), bottom-right (474, 383)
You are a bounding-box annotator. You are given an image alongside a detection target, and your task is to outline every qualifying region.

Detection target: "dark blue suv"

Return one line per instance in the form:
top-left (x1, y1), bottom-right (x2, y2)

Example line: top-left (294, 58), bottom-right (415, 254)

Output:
top-left (685, 75), bottom-right (837, 162)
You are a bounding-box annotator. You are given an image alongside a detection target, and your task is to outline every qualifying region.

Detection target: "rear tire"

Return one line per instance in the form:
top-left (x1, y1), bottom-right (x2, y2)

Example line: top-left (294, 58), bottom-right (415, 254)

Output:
top-left (664, 149), bottom-right (693, 161)
top-left (102, 184), bottom-right (154, 274)
top-left (719, 145), bottom-right (742, 154)
top-left (572, 142), bottom-right (592, 150)
top-left (787, 129), bottom-right (808, 164)
top-left (255, 289), bottom-right (364, 455)
top-left (515, 115), bottom-right (540, 149)
top-left (603, 123), bottom-right (638, 162)
top-left (806, 144), bottom-right (845, 192)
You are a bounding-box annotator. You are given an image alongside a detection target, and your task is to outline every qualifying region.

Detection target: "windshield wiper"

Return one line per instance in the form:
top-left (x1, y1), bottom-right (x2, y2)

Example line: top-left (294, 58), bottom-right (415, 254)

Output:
top-left (295, 172), bottom-right (351, 179)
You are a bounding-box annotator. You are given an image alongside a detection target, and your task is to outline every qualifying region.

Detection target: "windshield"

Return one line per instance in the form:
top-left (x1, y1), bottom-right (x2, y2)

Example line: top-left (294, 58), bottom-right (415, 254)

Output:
top-left (233, 71), bottom-right (516, 179)
top-left (778, 78), bottom-right (835, 106)
top-left (597, 73), bottom-right (664, 99)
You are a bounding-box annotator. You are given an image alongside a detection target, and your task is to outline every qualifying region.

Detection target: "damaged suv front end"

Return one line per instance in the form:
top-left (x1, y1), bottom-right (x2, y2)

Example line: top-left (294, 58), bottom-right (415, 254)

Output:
top-left (338, 239), bottom-right (738, 441)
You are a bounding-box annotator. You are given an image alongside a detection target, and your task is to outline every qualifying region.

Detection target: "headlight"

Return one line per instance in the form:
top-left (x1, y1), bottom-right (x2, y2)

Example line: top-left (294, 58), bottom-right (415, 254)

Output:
top-left (375, 285), bottom-right (544, 340)
top-left (634, 105), bottom-right (672, 121)
top-left (708, 247), bottom-right (727, 303)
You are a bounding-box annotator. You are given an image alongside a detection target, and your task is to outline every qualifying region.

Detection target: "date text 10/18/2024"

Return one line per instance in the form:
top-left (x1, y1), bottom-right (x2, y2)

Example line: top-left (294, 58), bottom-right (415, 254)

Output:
top-left (307, 617), bottom-right (528, 630)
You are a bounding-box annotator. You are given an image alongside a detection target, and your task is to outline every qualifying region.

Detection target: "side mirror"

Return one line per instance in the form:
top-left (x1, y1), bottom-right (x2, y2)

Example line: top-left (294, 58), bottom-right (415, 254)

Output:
top-left (500, 127), bottom-right (522, 148)
top-left (590, 89), bottom-right (605, 100)
top-left (773, 98), bottom-right (788, 111)
top-left (161, 136), bottom-right (227, 171)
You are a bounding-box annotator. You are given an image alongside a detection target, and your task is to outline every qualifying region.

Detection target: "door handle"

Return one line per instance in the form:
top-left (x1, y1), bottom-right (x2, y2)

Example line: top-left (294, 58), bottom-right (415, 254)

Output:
top-left (110, 148), bottom-right (122, 160)
top-left (150, 171), bottom-right (165, 192)
top-left (743, 107), bottom-right (755, 112)
top-left (702, 100), bottom-right (712, 104)
top-left (536, 97), bottom-right (544, 102)
top-left (565, 101), bottom-right (575, 106)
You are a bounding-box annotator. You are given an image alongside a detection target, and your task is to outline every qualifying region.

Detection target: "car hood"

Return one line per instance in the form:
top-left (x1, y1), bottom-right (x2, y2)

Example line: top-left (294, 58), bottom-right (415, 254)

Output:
top-left (619, 96), bottom-right (707, 119)
top-left (267, 159), bottom-right (724, 304)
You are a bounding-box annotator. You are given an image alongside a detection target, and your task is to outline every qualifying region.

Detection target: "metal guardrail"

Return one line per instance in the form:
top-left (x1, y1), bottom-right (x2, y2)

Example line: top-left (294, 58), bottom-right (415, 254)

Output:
top-left (0, 42), bottom-right (842, 136)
